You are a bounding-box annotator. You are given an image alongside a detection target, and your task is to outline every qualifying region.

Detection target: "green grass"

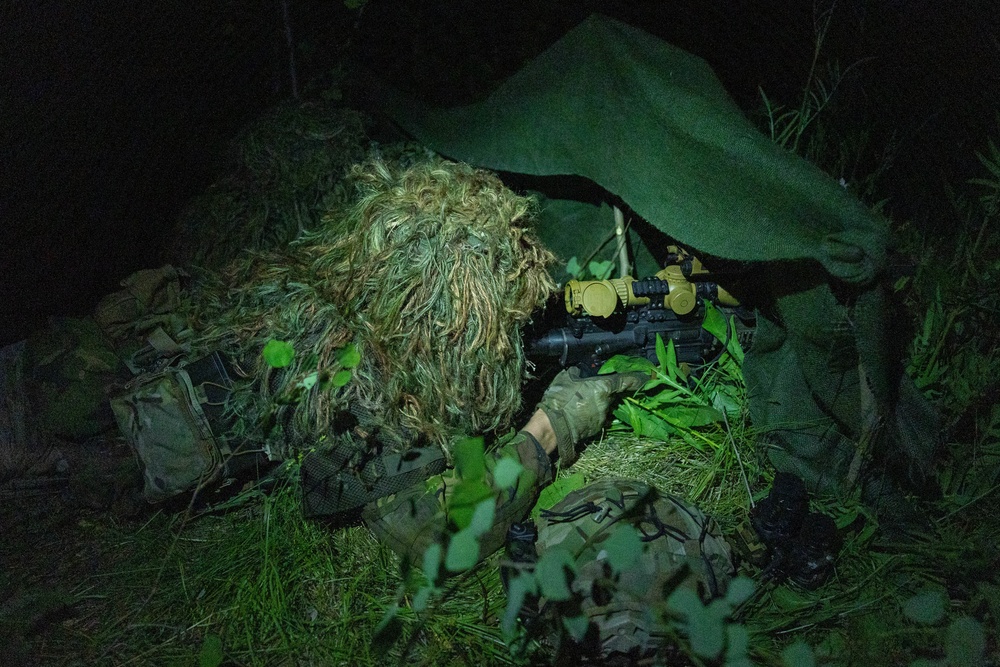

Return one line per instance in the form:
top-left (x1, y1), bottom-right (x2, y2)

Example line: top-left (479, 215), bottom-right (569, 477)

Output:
top-left (0, 491), bottom-right (486, 665)
top-left (39, 484), bottom-right (518, 667)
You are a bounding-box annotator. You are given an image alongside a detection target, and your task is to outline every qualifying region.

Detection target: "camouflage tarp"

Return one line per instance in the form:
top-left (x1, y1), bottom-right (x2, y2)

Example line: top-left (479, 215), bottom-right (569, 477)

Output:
top-left (370, 14), bottom-right (939, 494)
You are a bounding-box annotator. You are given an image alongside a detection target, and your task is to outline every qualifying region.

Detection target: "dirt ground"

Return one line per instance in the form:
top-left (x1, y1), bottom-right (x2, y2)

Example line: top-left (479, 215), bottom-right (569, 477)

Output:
top-left (0, 437), bottom-right (148, 667)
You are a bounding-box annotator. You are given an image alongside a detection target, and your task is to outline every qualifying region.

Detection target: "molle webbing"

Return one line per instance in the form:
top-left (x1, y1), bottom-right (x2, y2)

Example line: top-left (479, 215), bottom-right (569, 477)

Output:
top-left (300, 440), bottom-right (446, 521)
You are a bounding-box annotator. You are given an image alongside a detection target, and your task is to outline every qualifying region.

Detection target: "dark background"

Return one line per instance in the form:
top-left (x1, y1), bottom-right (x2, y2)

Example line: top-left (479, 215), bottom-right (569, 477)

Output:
top-left (3, 0), bottom-right (998, 346)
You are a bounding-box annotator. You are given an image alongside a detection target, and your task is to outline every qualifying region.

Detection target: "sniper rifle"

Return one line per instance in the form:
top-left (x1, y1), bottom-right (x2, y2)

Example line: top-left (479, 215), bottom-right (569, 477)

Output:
top-left (527, 246), bottom-right (752, 376)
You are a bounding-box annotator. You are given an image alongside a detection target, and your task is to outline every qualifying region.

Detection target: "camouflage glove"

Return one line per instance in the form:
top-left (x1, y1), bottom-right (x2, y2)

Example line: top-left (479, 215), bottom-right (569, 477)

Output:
top-left (536, 367), bottom-right (647, 467)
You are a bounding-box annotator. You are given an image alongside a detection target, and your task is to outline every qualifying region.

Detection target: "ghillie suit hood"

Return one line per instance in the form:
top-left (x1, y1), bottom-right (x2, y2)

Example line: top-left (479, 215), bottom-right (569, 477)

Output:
top-left (189, 158), bottom-right (555, 458)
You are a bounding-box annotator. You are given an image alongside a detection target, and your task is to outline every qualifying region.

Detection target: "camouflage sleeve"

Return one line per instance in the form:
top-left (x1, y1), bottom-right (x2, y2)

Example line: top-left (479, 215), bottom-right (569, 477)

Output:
top-left (361, 430), bottom-right (554, 565)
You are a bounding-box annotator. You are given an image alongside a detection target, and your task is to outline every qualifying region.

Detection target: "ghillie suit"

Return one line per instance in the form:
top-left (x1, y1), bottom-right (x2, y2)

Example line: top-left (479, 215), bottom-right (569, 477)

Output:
top-left (189, 158), bottom-right (556, 460)
top-left (170, 103), bottom-right (439, 273)
top-left (171, 104), bottom-right (370, 271)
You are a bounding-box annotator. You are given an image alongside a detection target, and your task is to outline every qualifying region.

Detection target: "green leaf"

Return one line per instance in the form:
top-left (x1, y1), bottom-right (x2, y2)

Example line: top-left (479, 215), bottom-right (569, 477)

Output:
top-left (562, 614), bottom-right (591, 642)
top-left (655, 333), bottom-right (669, 370)
top-left (688, 604), bottom-right (726, 659)
top-left (412, 585), bottom-right (433, 612)
top-left (448, 479), bottom-right (493, 529)
top-left (659, 404), bottom-right (724, 429)
top-left (903, 590), bottom-right (946, 625)
top-left (467, 499), bottom-right (496, 537)
top-left (833, 505), bottom-right (862, 530)
top-left (262, 340), bottom-right (294, 368)
top-left (614, 402), bottom-right (676, 441)
top-left (536, 547), bottom-right (576, 601)
top-left (453, 437), bottom-right (486, 481)
top-left (639, 388), bottom-right (686, 408)
top-left (724, 576), bottom-right (755, 607)
top-left (372, 603), bottom-right (402, 651)
top-left (563, 614), bottom-right (590, 642)
top-left (532, 471), bottom-right (587, 521)
top-left (422, 543), bottom-right (442, 585)
top-left (336, 342), bottom-right (360, 369)
top-left (565, 256), bottom-right (584, 279)
top-left (706, 597), bottom-right (732, 622)
top-left (702, 302), bottom-right (744, 363)
top-left (589, 259), bottom-right (614, 280)
top-left (598, 354), bottom-right (655, 375)
top-left (725, 624), bottom-right (751, 665)
top-left (502, 572), bottom-right (538, 637)
top-left (666, 586), bottom-right (704, 618)
top-left (198, 634), bottom-right (224, 667)
top-left (330, 369), bottom-right (352, 387)
top-left (702, 301), bottom-right (728, 342)
top-left (726, 317), bottom-right (745, 363)
top-left (445, 528), bottom-right (480, 572)
top-left (493, 457), bottom-right (524, 490)
top-left (603, 524), bottom-right (642, 574)
top-left (781, 640), bottom-right (815, 667)
top-left (665, 337), bottom-right (680, 377)
top-left (945, 616), bottom-right (985, 667)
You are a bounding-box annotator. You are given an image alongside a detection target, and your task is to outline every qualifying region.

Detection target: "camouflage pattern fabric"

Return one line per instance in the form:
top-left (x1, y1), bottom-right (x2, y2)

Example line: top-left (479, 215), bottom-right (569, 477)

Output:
top-left (18, 265), bottom-right (190, 445)
top-left (92, 264), bottom-right (191, 373)
top-left (534, 479), bottom-right (735, 660)
top-left (92, 265), bottom-right (188, 346)
top-left (23, 317), bottom-right (125, 441)
top-left (535, 367), bottom-right (647, 466)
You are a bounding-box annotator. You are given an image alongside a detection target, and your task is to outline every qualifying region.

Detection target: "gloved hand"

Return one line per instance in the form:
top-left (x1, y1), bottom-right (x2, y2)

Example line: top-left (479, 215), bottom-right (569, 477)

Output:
top-left (536, 367), bottom-right (648, 467)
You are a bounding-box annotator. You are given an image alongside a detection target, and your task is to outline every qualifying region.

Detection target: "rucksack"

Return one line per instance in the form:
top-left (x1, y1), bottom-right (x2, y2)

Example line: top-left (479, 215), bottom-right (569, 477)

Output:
top-left (533, 478), bottom-right (735, 660)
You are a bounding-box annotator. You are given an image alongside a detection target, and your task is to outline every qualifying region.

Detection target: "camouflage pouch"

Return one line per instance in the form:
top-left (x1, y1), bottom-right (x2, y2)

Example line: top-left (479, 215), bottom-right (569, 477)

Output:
top-left (92, 265), bottom-right (191, 374)
top-left (110, 357), bottom-right (233, 503)
top-left (93, 265), bottom-right (188, 343)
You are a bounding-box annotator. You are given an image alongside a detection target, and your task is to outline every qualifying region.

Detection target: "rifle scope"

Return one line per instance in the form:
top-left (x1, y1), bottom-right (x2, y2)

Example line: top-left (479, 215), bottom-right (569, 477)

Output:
top-left (564, 264), bottom-right (738, 319)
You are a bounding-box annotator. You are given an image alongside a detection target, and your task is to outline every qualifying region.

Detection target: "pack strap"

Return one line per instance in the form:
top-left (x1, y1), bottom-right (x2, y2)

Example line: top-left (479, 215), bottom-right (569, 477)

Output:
top-left (300, 444), bottom-right (447, 521)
